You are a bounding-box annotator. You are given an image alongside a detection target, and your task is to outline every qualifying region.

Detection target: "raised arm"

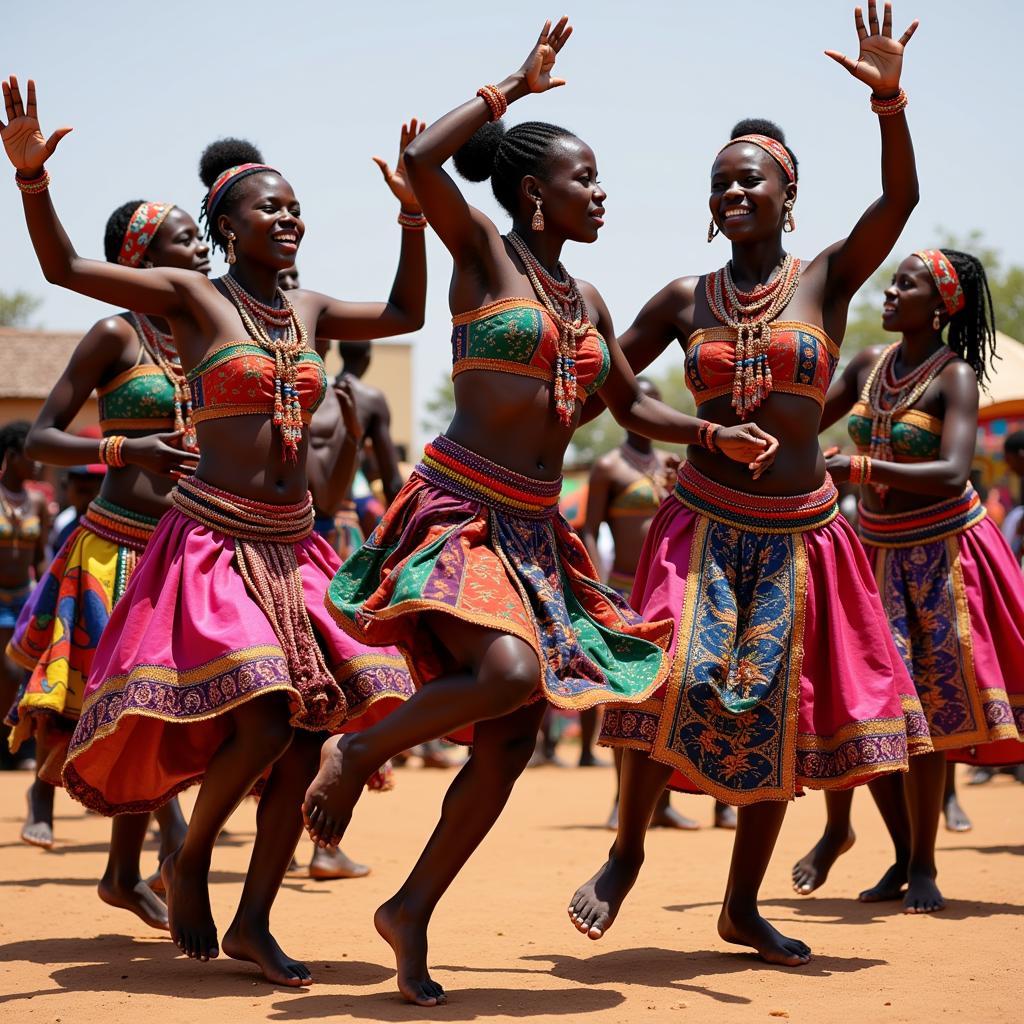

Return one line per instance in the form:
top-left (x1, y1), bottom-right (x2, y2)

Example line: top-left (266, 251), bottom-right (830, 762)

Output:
top-left (819, 346), bottom-right (883, 431)
top-left (819, 3), bottom-right (920, 305)
top-left (1, 78), bottom-right (198, 316)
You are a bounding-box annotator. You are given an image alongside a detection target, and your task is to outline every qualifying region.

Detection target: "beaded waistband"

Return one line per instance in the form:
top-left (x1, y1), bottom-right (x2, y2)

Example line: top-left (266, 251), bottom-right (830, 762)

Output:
top-left (172, 476), bottom-right (314, 543)
top-left (81, 497), bottom-right (161, 553)
top-left (415, 435), bottom-right (562, 519)
top-left (858, 487), bottom-right (986, 548)
top-left (673, 460), bottom-right (838, 534)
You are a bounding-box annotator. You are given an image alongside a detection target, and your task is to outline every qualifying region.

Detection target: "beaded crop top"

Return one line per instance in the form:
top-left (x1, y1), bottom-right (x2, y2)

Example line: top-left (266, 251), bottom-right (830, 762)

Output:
top-left (451, 298), bottom-right (611, 405)
top-left (684, 321), bottom-right (839, 410)
top-left (847, 401), bottom-right (942, 461)
top-left (608, 477), bottom-right (664, 519)
top-left (187, 342), bottom-right (327, 427)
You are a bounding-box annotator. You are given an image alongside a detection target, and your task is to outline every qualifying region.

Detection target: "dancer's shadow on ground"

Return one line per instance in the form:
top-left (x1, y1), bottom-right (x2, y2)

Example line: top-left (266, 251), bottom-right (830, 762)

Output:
top-left (940, 842), bottom-right (1024, 857)
top-left (0, 832), bottom-right (254, 856)
top-left (0, 870), bottom-right (312, 895)
top-left (0, 933), bottom-right (392, 1004)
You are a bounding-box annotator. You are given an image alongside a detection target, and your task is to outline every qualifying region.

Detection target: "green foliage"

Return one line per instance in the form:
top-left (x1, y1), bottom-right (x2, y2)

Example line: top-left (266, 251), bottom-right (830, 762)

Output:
top-left (0, 290), bottom-right (41, 328)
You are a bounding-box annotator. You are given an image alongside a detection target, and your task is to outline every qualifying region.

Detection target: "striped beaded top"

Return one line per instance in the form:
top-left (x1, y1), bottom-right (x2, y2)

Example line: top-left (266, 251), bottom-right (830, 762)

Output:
top-left (847, 400), bottom-right (943, 462)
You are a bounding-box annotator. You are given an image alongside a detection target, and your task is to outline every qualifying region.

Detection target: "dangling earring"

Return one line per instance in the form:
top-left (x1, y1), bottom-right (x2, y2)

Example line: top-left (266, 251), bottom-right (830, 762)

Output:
top-left (226, 233), bottom-right (237, 265)
top-left (531, 196), bottom-right (545, 232)
top-left (933, 310), bottom-right (942, 331)
top-left (783, 199), bottom-right (796, 233)
top-left (707, 218), bottom-right (719, 243)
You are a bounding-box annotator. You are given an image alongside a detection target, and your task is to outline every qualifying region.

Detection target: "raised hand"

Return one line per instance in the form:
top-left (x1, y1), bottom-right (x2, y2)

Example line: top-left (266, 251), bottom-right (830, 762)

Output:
top-left (825, 2), bottom-right (918, 95)
top-left (518, 17), bottom-right (573, 93)
top-left (716, 423), bottom-right (780, 480)
top-left (0, 78), bottom-right (72, 175)
top-left (373, 119), bottom-right (426, 211)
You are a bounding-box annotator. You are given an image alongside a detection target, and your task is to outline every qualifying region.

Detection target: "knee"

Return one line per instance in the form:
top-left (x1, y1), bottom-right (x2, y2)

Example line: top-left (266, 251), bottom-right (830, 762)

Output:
top-left (478, 640), bottom-right (540, 711)
top-left (240, 694), bottom-right (294, 760)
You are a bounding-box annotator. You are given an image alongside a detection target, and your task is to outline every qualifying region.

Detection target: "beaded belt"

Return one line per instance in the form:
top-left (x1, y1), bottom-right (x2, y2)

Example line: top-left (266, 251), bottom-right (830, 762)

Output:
top-left (415, 435), bottom-right (562, 520)
top-left (673, 460), bottom-right (838, 534)
top-left (81, 497), bottom-right (160, 553)
top-left (858, 487), bottom-right (986, 548)
top-left (172, 476), bottom-right (314, 542)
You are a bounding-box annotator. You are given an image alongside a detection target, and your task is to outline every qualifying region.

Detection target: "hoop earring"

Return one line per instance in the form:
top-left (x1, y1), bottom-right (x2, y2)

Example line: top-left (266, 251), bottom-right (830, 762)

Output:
top-left (226, 233), bottom-right (237, 265)
top-left (783, 199), bottom-right (796, 233)
top-left (707, 218), bottom-right (720, 243)
top-left (531, 197), bottom-right (545, 232)
top-left (933, 310), bottom-right (942, 331)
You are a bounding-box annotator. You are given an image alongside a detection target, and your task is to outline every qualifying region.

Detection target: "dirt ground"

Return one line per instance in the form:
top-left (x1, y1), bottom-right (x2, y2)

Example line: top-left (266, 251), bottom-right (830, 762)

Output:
top-left (0, 758), bottom-right (1020, 1024)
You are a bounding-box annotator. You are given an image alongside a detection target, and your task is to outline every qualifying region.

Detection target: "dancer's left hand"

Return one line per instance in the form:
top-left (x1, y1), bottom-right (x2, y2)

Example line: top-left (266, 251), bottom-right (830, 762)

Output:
top-left (373, 119), bottom-right (426, 213)
top-left (825, 451), bottom-right (852, 482)
top-left (825, 1), bottom-right (918, 95)
top-left (1, 77), bottom-right (72, 176)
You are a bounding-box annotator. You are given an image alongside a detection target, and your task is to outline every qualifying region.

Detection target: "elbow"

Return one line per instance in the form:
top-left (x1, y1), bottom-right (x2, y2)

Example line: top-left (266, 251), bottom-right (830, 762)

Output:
top-left (24, 429), bottom-right (44, 462)
top-left (401, 141), bottom-right (426, 183)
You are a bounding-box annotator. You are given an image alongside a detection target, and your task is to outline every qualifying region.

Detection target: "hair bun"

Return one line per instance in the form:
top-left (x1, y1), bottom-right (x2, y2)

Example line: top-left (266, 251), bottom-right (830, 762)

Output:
top-left (731, 118), bottom-right (786, 144)
top-left (453, 120), bottom-right (506, 183)
top-left (198, 138), bottom-right (265, 188)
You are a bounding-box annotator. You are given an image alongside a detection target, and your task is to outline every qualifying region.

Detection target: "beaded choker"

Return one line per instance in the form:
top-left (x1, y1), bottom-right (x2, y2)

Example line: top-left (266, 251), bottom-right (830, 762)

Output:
top-left (506, 231), bottom-right (593, 425)
top-left (705, 254), bottom-right (802, 418)
top-left (221, 275), bottom-right (311, 461)
top-left (860, 341), bottom-right (956, 502)
top-left (131, 314), bottom-right (197, 452)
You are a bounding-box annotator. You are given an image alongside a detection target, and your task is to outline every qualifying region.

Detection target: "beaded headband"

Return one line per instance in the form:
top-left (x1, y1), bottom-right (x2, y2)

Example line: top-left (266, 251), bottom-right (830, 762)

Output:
top-left (118, 202), bottom-right (174, 267)
top-left (205, 162), bottom-right (279, 218)
top-left (718, 134), bottom-right (796, 185)
top-left (914, 249), bottom-right (965, 316)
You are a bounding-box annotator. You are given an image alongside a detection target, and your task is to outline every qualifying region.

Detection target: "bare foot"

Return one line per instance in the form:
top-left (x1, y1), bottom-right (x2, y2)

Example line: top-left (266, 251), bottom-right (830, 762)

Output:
top-left (791, 827), bottom-right (855, 895)
top-left (902, 871), bottom-right (945, 914)
top-left (650, 803), bottom-right (700, 830)
top-left (714, 801), bottom-right (737, 829)
top-left (568, 853), bottom-right (643, 939)
top-left (374, 896), bottom-right (446, 1007)
top-left (578, 750), bottom-right (607, 768)
top-left (144, 867), bottom-right (165, 897)
top-left (98, 875), bottom-right (169, 931)
top-left (21, 781), bottom-right (55, 849)
top-left (223, 917), bottom-right (313, 987)
top-left (858, 862), bottom-right (907, 902)
top-left (943, 792), bottom-right (972, 832)
top-left (718, 904), bottom-right (811, 966)
top-left (161, 847), bottom-right (219, 961)
top-left (309, 846), bottom-right (371, 880)
top-left (303, 736), bottom-right (367, 848)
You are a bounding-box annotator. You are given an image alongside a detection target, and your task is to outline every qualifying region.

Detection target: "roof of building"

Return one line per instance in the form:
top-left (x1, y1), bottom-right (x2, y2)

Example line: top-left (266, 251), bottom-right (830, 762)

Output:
top-left (0, 327), bottom-right (83, 399)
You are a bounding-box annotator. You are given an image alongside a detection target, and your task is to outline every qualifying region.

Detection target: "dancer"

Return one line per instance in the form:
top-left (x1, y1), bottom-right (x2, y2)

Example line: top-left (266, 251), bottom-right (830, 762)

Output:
top-left (304, 18), bottom-right (776, 1006)
top-left (792, 248), bottom-right (1024, 911)
top-left (4, 199), bottom-right (204, 919)
top-left (1, 80), bottom-right (422, 986)
top-left (569, 2), bottom-right (928, 966)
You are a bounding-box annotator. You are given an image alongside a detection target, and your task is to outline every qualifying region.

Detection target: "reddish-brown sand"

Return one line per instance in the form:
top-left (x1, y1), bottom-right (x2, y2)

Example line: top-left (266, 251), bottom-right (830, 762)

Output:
top-left (0, 761), bottom-right (1019, 1023)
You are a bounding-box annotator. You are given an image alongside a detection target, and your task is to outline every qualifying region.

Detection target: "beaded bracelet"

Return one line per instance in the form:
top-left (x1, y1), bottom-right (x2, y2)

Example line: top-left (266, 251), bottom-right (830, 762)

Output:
top-left (696, 421), bottom-right (721, 452)
top-left (849, 454), bottom-right (873, 485)
top-left (99, 435), bottom-right (127, 468)
top-left (476, 84), bottom-right (508, 122)
top-left (15, 169), bottom-right (50, 195)
top-left (870, 89), bottom-right (908, 117)
top-left (397, 210), bottom-right (427, 231)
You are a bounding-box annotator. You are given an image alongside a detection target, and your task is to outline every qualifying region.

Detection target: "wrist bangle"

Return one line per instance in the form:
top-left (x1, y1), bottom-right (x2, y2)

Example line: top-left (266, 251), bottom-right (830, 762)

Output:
top-left (99, 434), bottom-right (127, 468)
top-left (15, 169), bottom-right (50, 195)
top-left (397, 210), bottom-right (427, 231)
top-left (870, 89), bottom-right (908, 116)
top-left (696, 421), bottom-right (721, 452)
top-left (849, 454), bottom-right (872, 485)
top-left (476, 84), bottom-right (508, 122)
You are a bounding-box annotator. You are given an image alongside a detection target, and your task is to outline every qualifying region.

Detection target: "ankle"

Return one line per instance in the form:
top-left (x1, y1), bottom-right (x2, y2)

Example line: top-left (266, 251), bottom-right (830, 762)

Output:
top-left (609, 844), bottom-right (644, 870)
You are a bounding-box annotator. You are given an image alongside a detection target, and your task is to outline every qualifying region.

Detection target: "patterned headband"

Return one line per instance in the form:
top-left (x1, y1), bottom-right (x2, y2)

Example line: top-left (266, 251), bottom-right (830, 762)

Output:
top-left (914, 249), bottom-right (965, 316)
top-left (118, 202), bottom-right (174, 267)
top-left (718, 134), bottom-right (796, 185)
top-left (205, 163), bottom-right (279, 218)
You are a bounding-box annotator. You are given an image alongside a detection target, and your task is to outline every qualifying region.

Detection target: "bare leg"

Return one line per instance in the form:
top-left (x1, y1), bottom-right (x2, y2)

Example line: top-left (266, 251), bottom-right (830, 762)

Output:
top-left (570, 748), bottom-right (672, 939)
top-left (21, 726), bottom-right (55, 849)
top-left (605, 747), bottom-right (624, 830)
top-left (99, 813), bottom-right (168, 930)
top-left (375, 698), bottom-right (546, 1006)
top-left (308, 845), bottom-right (370, 880)
top-left (859, 771), bottom-right (912, 902)
top-left (714, 800), bottom-right (737, 829)
top-left (942, 761), bottom-right (972, 832)
top-left (718, 801), bottom-right (811, 966)
top-left (578, 707), bottom-right (603, 766)
top-left (161, 692), bottom-right (293, 963)
top-left (902, 749), bottom-right (947, 913)
top-left (791, 788), bottom-right (856, 895)
top-left (650, 788), bottom-right (700, 830)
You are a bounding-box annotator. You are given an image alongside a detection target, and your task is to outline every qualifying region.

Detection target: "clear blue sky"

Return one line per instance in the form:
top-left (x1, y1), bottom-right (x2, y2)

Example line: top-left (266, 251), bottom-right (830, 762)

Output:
top-left (3, 0), bottom-right (1019, 448)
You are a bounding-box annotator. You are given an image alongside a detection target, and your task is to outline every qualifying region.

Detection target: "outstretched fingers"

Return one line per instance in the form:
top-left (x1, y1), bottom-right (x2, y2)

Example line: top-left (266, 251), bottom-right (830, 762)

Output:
top-left (898, 19), bottom-right (919, 47)
top-left (8, 76), bottom-right (24, 118)
top-left (824, 49), bottom-right (859, 72)
top-left (854, 5), bottom-right (868, 40)
top-left (867, 0), bottom-right (880, 36)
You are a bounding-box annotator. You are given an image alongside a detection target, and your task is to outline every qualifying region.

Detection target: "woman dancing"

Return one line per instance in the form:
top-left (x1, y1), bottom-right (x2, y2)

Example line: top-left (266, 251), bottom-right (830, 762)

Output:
top-left (1, 79), bottom-right (422, 986)
top-left (303, 18), bottom-right (776, 1006)
top-left (792, 248), bottom-right (1024, 912)
top-left (569, 2), bottom-right (929, 966)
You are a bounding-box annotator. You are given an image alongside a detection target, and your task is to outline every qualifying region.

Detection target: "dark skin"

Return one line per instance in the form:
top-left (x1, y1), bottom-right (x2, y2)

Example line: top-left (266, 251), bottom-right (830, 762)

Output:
top-left (569, 1), bottom-right (920, 968)
top-left (1, 81), bottom-right (426, 986)
top-left (793, 252), bottom-right (978, 914)
top-left (16, 205), bottom-right (207, 924)
top-left (298, 19), bottom-right (775, 1008)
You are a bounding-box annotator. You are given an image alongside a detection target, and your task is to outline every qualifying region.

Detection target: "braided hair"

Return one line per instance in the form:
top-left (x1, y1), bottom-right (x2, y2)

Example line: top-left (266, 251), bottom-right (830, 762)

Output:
top-left (940, 249), bottom-right (998, 387)
top-left (728, 118), bottom-right (799, 183)
top-left (103, 200), bottom-right (147, 264)
top-left (453, 119), bottom-right (576, 217)
top-left (0, 421), bottom-right (31, 462)
top-left (197, 138), bottom-right (266, 255)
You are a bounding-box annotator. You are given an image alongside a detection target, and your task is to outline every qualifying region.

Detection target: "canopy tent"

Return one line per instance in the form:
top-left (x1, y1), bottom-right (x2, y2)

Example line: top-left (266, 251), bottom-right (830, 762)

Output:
top-left (976, 331), bottom-right (1024, 501)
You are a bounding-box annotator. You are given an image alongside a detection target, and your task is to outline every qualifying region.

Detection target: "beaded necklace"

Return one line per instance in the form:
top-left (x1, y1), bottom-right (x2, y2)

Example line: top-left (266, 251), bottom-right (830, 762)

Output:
top-left (619, 441), bottom-right (669, 501)
top-left (0, 482), bottom-right (30, 542)
top-left (705, 253), bottom-right (802, 418)
top-left (130, 314), bottom-right (197, 452)
top-left (222, 275), bottom-right (310, 462)
top-left (506, 231), bottom-right (593, 425)
top-left (859, 341), bottom-right (956, 501)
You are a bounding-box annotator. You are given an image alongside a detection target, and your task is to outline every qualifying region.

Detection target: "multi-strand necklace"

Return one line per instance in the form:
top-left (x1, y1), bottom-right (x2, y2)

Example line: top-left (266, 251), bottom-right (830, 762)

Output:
top-left (0, 481), bottom-right (30, 543)
top-left (705, 253), bottom-right (802, 418)
top-left (860, 341), bottom-right (955, 501)
top-left (506, 231), bottom-right (593, 426)
top-left (130, 314), bottom-right (197, 452)
top-left (619, 440), bottom-right (669, 501)
top-left (222, 275), bottom-right (310, 461)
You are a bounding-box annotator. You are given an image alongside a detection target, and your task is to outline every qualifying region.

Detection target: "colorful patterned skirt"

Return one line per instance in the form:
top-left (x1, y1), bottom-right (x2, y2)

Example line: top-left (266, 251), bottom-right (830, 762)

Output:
top-left (5, 499), bottom-right (157, 781)
top-left (325, 435), bottom-right (673, 737)
top-left (600, 461), bottom-right (932, 805)
top-left (859, 489), bottom-right (1024, 765)
top-left (63, 477), bottom-right (413, 815)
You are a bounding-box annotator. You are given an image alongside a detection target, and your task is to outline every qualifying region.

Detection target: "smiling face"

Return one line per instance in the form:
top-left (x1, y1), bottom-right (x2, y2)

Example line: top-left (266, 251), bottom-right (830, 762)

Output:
top-left (709, 143), bottom-right (795, 242)
top-left (524, 137), bottom-right (607, 244)
top-left (145, 207), bottom-right (211, 275)
top-left (882, 255), bottom-right (944, 333)
top-left (217, 172), bottom-right (304, 270)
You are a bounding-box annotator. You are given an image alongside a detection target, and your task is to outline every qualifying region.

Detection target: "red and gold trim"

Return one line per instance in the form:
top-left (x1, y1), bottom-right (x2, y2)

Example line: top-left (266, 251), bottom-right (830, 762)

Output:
top-left (914, 249), bottom-right (965, 316)
top-left (118, 202), bottom-right (174, 268)
top-left (719, 133), bottom-right (796, 183)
